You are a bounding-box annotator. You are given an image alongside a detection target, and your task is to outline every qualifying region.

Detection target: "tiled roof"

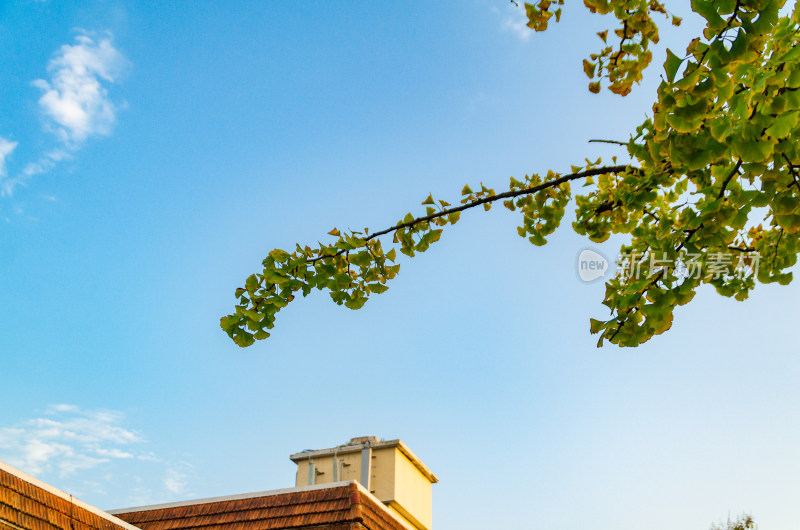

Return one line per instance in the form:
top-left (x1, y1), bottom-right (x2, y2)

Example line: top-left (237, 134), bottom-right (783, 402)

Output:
top-left (0, 461), bottom-right (139, 530)
top-left (111, 482), bottom-right (409, 530)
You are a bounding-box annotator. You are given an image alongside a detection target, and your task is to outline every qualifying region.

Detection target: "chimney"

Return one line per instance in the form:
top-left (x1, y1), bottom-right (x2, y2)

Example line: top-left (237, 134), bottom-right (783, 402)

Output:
top-left (290, 436), bottom-right (438, 530)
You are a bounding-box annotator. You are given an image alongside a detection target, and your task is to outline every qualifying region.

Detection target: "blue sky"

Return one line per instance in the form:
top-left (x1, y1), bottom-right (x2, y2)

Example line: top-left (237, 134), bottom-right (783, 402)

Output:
top-left (1, 1), bottom-right (798, 529)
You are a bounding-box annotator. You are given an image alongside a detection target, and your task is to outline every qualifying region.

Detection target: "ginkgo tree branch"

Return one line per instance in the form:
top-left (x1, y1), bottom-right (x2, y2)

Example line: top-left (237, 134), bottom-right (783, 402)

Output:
top-left (717, 159), bottom-right (743, 199)
top-left (223, 0), bottom-right (800, 348)
top-left (305, 164), bottom-right (631, 265)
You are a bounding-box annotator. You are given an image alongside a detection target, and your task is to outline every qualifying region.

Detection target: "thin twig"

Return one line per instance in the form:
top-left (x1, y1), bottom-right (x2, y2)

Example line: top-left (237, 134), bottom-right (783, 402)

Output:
top-left (782, 154), bottom-right (800, 189)
top-left (607, 268), bottom-right (665, 342)
top-left (717, 158), bottom-right (743, 199)
top-left (613, 19), bottom-right (630, 66)
top-left (771, 229), bottom-right (784, 269)
top-left (588, 139), bottom-right (628, 146)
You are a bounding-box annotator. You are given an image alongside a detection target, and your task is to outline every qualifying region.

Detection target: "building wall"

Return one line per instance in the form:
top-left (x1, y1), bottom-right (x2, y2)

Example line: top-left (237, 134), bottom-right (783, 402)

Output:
top-left (388, 449), bottom-right (432, 530)
top-left (294, 450), bottom-right (362, 487)
top-left (293, 447), bottom-right (430, 530)
top-left (368, 447), bottom-right (395, 499)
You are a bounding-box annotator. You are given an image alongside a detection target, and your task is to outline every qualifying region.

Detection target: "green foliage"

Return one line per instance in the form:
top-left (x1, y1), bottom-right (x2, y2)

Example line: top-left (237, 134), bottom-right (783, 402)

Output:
top-left (710, 514), bottom-right (756, 530)
top-left (527, 0), bottom-right (674, 95)
top-left (222, 0), bottom-right (800, 348)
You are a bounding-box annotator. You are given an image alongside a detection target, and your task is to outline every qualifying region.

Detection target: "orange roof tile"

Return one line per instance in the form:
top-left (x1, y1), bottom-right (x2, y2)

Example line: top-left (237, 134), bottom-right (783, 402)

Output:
top-left (111, 482), bottom-right (409, 530)
top-left (0, 461), bottom-right (139, 530)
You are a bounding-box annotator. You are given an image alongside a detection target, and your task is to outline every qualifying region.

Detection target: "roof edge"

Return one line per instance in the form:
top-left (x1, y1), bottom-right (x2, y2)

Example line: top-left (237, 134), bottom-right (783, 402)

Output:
top-left (351, 481), bottom-right (416, 530)
top-left (0, 460), bottom-right (142, 530)
top-left (107, 480), bottom-right (356, 514)
top-left (394, 440), bottom-right (438, 484)
top-left (107, 477), bottom-right (417, 530)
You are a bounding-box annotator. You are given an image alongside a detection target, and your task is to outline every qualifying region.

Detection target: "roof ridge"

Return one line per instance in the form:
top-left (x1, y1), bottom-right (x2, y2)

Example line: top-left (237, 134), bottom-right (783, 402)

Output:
top-left (107, 481), bottom-right (357, 515)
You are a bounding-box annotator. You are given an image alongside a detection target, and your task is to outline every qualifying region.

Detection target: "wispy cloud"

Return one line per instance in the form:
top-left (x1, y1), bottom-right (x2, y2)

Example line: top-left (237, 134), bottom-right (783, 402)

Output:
top-left (113, 460), bottom-right (196, 507)
top-left (23, 149), bottom-right (71, 178)
top-left (33, 33), bottom-right (126, 146)
top-left (0, 405), bottom-right (197, 506)
top-left (0, 404), bottom-right (141, 477)
top-left (164, 466), bottom-right (191, 495)
top-left (0, 137), bottom-right (18, 180)
top-left (95, 448), bottom-right (135, 459)
top-left (1, 32), bottom-right (126, 197)
top-left (495, 2), bottom-right (533, 41)
top-left (46, 403), bottom-right (80, 413)
top-left (2, 148), bottom-right (71, 197)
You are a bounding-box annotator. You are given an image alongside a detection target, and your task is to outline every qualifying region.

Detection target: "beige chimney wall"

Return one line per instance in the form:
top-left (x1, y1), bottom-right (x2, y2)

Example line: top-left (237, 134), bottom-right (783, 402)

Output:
top-left (290, 437), bottom-right (438, 530)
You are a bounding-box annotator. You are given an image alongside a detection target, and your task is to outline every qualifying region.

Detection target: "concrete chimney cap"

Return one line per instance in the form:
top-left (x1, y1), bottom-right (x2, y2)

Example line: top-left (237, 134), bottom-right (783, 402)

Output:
top-left (290, 438), bottom-right (438, 484)
top-left (348, 436), bottom-right (379, 445)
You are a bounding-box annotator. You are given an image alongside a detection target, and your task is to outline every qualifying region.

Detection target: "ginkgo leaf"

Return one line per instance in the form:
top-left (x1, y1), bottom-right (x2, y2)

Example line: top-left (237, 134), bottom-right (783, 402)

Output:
top-left (664, 49), bottom-right (683, 83)
top-left (732, 138), bottom-right (774, 163)
top-left (765, 111), bottom-right (799, 139)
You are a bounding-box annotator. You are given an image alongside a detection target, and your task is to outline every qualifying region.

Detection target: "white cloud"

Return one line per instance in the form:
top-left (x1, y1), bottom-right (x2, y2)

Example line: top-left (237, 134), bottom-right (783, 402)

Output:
top-left (95, 448), bottom-right (135, 459)
top-left (1, 149), bottom-right (70, 197)
top-left (163, 467), bottom-right (189, 494)
top-left (56, 453), bottom-right (110, 476)
top-left (0, 404), bottom-right (141, 477)
top-left (0, 137), bottom-right (18, 179)
top-left (1, 33), bottom-right (126, 198)
top-left (0, 406), bottom-right (198, 507)
top-left (46, 403), bottom-right (79, 413)
top-left (33, 33), bottom-right (126, 145)
top-left (496, 3), bottom-right (533, 41)
top-left (23, 149), bottom-right (71, 178)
